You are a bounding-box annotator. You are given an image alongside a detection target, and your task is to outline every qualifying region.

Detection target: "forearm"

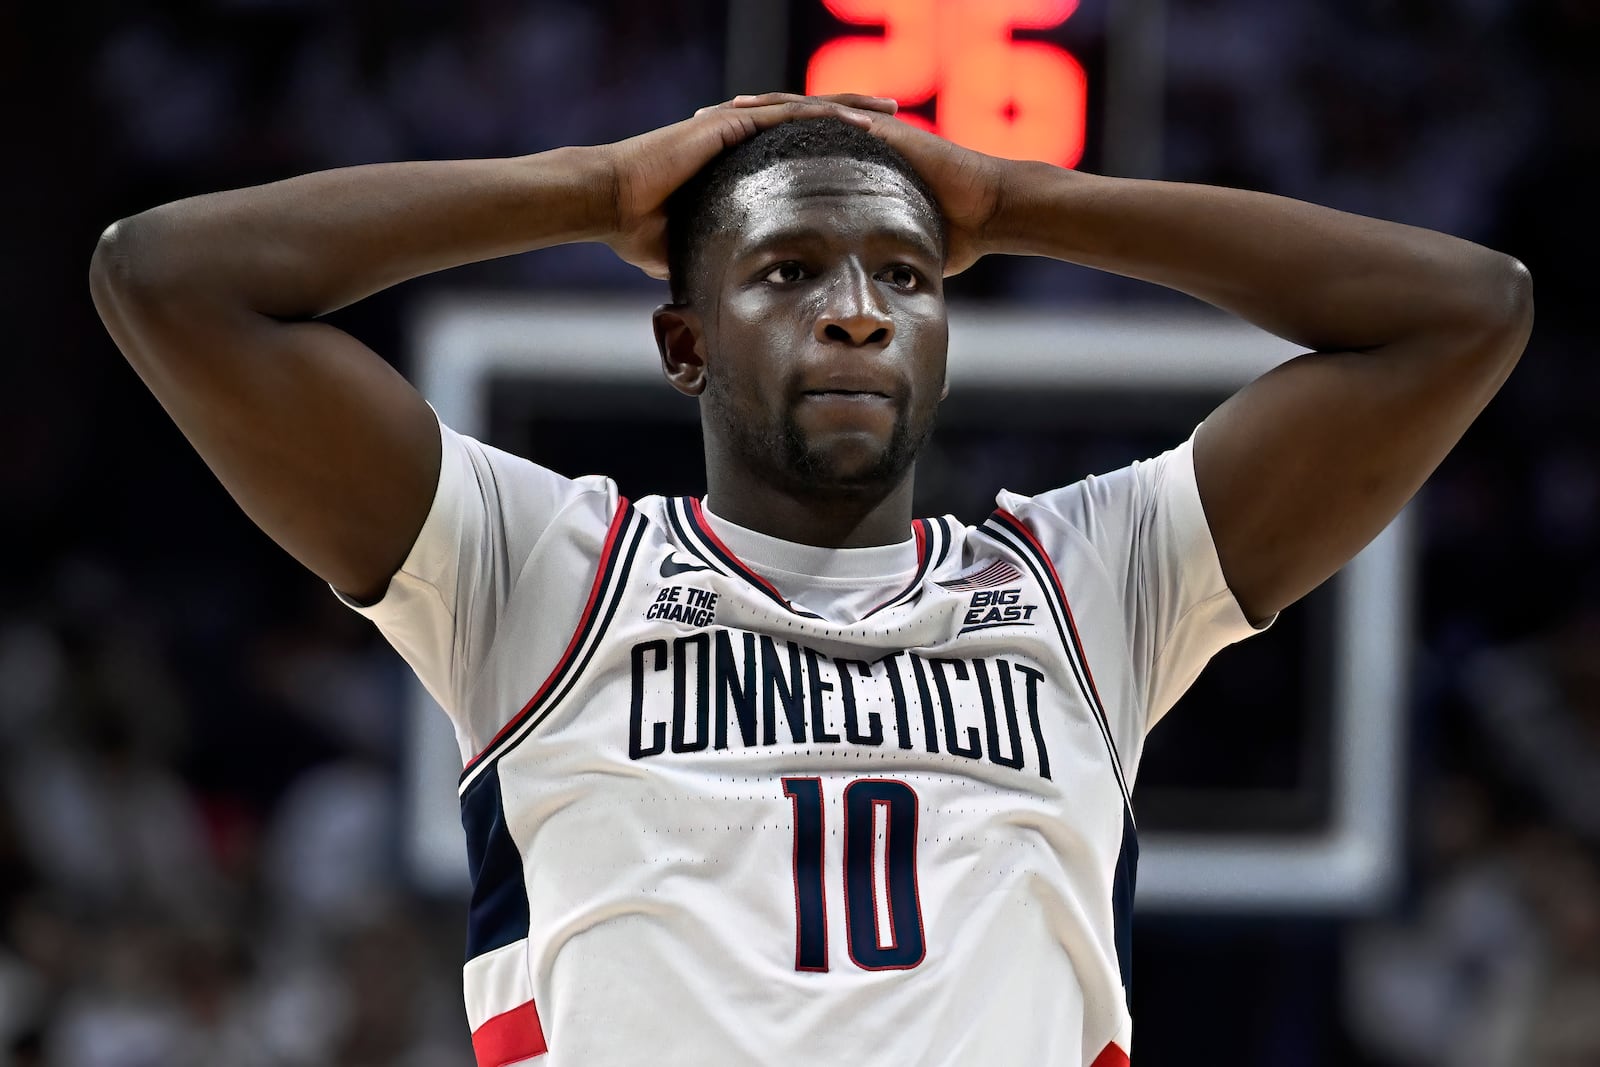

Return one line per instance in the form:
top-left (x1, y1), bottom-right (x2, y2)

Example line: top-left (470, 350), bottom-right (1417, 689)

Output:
top-left (986, 163), bottom-right (1525, 352)
top-left (96, 146), bottom-right (613, 319)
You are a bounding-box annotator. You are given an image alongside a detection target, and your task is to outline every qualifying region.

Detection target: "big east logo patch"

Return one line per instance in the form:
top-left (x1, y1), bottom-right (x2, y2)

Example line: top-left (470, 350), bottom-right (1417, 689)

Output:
top-left (960, 588), bottom-right (1041, 634)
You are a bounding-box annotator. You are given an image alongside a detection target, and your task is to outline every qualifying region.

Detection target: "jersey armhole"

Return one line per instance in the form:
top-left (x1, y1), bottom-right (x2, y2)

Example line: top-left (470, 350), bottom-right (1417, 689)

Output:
top-left (458, 498), bottom-right (640, 788)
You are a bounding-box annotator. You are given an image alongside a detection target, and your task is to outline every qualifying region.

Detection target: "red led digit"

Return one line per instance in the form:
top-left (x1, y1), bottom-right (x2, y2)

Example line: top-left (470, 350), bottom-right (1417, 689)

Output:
top-left (807, 0), bottom-right (939, 131)
top-left (804, 0), bottom-right (1086, 166)
top-left (809, 0), bottom-right (938, 103)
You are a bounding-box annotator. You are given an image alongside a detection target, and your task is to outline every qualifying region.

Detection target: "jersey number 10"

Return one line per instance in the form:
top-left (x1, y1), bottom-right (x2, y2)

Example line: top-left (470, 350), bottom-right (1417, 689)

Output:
top-left (783, 777), bottom-right (926, 971)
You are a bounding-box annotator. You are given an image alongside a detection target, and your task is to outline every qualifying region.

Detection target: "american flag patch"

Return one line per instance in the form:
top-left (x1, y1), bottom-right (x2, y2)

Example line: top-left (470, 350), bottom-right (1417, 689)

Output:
top-left (936, 560), bottom-right (1023, 591)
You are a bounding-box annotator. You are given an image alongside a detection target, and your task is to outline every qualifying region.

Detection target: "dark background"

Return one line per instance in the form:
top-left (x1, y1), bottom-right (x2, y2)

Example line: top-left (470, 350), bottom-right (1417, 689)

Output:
top-left (4, 0), bottom-right (1598, 1064)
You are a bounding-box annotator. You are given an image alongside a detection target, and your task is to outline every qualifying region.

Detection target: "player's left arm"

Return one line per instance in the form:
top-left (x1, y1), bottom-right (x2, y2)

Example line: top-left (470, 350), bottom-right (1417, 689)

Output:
top-left (709, 97), bottom-right (1532, 623)
top-left (991, 168), bottom-right (1530, 624)
top-left (849, 110), bottom-right (1529, 624)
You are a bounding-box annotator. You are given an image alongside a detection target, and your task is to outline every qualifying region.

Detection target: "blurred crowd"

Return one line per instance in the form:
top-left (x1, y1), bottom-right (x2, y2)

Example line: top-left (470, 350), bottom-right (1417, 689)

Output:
top-left (5, 0), bottom-right (1600, 1064)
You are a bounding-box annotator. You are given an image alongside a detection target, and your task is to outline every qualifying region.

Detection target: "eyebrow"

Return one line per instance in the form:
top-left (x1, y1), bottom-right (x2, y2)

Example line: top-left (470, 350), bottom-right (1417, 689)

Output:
top-left (733, 223), bottom-right (942, 265)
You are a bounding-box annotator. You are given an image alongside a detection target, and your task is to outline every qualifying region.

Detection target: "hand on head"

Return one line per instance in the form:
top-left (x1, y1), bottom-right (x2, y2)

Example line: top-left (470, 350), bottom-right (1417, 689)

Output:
top-left (600, 92), bottom-right (1007, 279)
top-left (600, 94), bottom-right (898, 279)
top-left (715, 93), bottom-right (1007, 277)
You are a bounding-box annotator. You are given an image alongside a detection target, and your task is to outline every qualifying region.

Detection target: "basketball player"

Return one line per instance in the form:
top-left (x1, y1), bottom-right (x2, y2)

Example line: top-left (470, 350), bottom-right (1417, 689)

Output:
top-left (90, 93), bottom-right (1531, 1065)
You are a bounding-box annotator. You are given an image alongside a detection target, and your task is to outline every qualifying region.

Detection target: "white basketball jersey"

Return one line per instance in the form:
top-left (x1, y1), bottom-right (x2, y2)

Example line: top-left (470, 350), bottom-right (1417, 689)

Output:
top-left (339, 417), bottom-right (1263, 1067)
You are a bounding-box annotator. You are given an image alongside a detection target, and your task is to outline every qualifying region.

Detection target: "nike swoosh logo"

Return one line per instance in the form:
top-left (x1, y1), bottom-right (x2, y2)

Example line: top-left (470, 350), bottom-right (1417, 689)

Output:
top-left (660, 556), bottom-right (713, 579)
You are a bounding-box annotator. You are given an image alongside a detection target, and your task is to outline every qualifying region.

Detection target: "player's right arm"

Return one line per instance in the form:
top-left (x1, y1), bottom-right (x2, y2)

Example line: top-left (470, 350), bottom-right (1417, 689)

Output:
top-left (89, 96), bottom-right (891, 603)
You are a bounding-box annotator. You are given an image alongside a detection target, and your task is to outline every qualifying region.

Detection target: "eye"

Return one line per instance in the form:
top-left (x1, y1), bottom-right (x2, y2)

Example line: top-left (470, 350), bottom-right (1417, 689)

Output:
top-left (881, 264), bottom-right (921, 290)
top-left (762, 262), bottom-right (808, 285)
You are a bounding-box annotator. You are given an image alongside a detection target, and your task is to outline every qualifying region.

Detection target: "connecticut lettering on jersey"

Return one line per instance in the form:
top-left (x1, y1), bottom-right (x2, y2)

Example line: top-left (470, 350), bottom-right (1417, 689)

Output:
top-left (626, 630), bottom-right (1053, 779)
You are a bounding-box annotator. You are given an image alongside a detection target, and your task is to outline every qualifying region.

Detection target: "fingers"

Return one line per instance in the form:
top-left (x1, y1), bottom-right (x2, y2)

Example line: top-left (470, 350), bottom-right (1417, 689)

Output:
top-left (695, 92), bottom-right (898, 117)
top-left (680, 94), bottom-right (904, 161)
top-left (699, 99), bottom-right (885, 140)
top-left (738, 92), bottom-right (899, 115)
top-left (746, 99), bottom-right (881, 129)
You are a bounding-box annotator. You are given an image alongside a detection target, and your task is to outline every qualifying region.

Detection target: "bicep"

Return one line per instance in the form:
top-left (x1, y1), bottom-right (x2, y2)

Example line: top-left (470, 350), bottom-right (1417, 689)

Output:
top-left (1194, 322), bottom-right (1526, 622)
top-left (95, 272), bottom-right (439, 603)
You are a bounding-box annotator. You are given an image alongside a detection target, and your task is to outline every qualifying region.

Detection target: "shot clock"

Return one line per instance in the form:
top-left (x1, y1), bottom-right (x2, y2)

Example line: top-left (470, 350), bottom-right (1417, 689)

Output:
top-left (790, 0), bottom-right (1097, 169)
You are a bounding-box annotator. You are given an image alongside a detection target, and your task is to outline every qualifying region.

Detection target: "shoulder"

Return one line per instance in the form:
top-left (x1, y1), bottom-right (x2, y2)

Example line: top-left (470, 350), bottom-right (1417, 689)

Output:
top-left (437, 421), bottom-right (620, 542)
top-left (995, 437), bottom-right (1197, 547)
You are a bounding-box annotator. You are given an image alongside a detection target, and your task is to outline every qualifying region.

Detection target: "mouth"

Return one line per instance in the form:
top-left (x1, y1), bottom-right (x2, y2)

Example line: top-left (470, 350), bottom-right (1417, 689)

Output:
top-left (802, 389), bottom-right (891, 399)
top-left (798, 389), bottom-right (896, 411)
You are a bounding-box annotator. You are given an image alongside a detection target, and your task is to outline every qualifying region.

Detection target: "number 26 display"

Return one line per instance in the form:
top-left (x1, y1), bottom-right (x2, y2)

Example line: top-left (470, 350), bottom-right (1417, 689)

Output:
top-left (805, 0), bottom-right (1087, 167)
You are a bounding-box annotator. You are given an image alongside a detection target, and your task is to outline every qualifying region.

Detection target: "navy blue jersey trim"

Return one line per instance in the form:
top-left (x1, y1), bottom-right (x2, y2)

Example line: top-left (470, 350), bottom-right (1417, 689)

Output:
top-left (931, 517), bottom-right (955, 569)
top-left (976, 511), bottom-right (1133, 810)
top-left (860, 518), bottom-right (937, 619)
top-left (667, 498), bottom-right (723, 572)
top-left (518, 518), bottom-right (647, 736)
top-left (459, 505), bottom-right (646, 790)
top-left (676, 497), bottom-right (939, 622)
top-left (1112, 804), bottom-right (1139, 1008)
top-left (461, 761), bottom-right (531, 961)
top-left (675, 498), bottom-right (825, 619)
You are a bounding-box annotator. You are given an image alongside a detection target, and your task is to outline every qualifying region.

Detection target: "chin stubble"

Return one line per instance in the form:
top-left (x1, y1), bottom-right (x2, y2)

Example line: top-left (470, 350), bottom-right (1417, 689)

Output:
top-left (777, 404), bottom-right (931, 491)
top-left (708, 373), bottom-right (936, 495)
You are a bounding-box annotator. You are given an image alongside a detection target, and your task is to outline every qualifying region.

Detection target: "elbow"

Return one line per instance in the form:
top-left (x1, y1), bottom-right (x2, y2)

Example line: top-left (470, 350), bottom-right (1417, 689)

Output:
top-left (90, 217), bottom-right (145, 340)
top-left (92, 202), bottom-right (225, 305)
top-left (90, 211), bottom-right (174, 308)
top-left (91, 208), bottom-right (221, 343)
top-left (1487, 254), bottom-right (1534, 370)
top-left (1486, 254), bottom-right (1534, 334)
top-left (90, 219), bottom-right (129, 304)
top-left (1453, 252), bottom-right (1533, 375)
top-left (90, 210), bottom-right (213, 372)
top-left (1479, 253), bottom-right (1534, 340)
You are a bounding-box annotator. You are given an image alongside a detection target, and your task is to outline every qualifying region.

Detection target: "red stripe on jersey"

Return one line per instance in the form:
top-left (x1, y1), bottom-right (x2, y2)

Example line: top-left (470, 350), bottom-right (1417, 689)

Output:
top-left (471, 999), bottom-right (547, 1065)
top-left (462, 497), bottom-right (631, 777)
top-left (861, 518), bottom-right (932, 618)
top-left (687, 499), bottom-right (931, 619)
top-left (687, 497), bottom-right (796, 608)
top-left (1090, 1042), bottom-right (1129, 1067)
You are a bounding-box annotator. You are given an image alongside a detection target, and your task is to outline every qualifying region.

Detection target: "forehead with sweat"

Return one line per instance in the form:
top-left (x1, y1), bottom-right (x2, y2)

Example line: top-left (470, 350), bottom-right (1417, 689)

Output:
top-left (666, 117), bottom-right (946, 304)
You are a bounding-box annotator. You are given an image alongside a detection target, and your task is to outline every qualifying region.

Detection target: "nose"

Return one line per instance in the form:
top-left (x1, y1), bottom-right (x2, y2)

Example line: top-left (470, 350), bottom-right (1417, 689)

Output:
top-left (814, 265), bottom-right (894, 348)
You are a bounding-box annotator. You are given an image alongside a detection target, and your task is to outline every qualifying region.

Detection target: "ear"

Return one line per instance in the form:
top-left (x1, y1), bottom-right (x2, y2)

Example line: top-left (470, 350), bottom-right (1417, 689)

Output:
top-left (653, 303), bottom-right (708, 397)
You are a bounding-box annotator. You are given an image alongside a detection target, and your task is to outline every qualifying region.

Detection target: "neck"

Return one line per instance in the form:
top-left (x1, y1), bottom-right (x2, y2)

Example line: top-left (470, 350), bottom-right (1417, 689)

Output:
top-left (704, 464), bottom-right (916, 548)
